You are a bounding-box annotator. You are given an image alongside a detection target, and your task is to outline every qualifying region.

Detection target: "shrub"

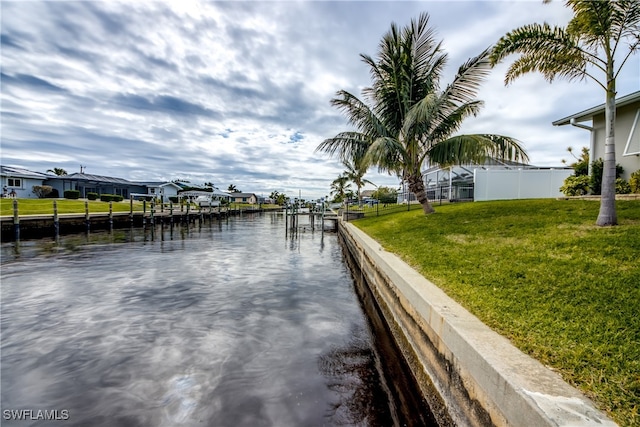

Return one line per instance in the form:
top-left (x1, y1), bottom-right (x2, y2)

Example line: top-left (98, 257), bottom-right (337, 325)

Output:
top-left (99, 194), bottom-right (123, 202)
top-left (630, 170), bottom-right (640, 194)
top-left (560, 175), bottom-right (590, 196)
top-left (87, 192), bottom-right (99, 200)
top-left (64, 190), bottom-right (80, 199)
top-left (46, 189), bottom-right (59, 198)
top-left (168, 196), bottom-right (179, 203)
top-left (589, 159), bottom-right (624, 195)
top-left (32, 185), bottom-right (53, 198)
top-left (615, 178), bottom-right (631, 194)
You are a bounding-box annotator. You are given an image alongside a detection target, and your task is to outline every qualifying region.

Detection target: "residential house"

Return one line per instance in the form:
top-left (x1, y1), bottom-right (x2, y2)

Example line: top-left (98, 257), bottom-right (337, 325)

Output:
top-left (553, 90), bottom-right (640, 180)
top-left (45, 173), bottom-right (146, 199)
top-left (0, 165), bottom-right (51, 198)
top-left (138, 181), bottom-right (182, 202)
top-left (228, 192), bottom-right (258, 204)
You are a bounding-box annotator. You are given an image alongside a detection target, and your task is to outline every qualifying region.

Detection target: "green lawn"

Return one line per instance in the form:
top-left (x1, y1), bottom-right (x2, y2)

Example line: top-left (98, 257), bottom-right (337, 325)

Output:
top-left (0, 198), bottom-right (147, 216)
top-left (352, 199), bottom-right (640, 426)
top-left (0, 198), bottom-right (284, 216)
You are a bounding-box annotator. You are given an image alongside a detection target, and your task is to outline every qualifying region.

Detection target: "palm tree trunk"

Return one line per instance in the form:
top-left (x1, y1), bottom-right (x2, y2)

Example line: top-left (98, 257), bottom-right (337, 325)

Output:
top-left (407, 174), bottom-right (435, 214)
top-left (596, 69), bottom-right (617, 226)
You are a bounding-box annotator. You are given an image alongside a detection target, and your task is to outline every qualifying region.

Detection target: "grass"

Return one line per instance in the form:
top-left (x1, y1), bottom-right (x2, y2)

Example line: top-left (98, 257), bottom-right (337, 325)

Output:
top-left (0, 198), bottom-right (146, 215)
top-left (352, 199), bottom-right (640, 426)
top-left (0, 199), bottom-right (285, 216)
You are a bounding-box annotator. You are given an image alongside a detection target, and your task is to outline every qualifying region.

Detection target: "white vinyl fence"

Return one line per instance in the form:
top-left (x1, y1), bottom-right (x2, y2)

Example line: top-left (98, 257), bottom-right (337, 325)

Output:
top-left (473, 168), bottom-right (573, 201)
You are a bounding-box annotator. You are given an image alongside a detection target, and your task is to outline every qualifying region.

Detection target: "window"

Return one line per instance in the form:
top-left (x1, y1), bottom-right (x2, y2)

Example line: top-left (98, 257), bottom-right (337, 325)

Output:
top-left (7, 178), bottom-right (21, 187)
top-left (623, 109), bottom-right (640, 156)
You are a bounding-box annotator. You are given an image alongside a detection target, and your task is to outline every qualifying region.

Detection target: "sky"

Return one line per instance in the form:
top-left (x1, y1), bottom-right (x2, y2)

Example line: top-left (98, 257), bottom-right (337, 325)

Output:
top-left (1, 1), bottom-right (639, 200)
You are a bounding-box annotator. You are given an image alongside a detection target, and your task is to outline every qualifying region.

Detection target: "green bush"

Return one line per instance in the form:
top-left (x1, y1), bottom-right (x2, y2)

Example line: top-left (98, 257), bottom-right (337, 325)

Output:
top-left (99, 194), bottom-right (124, 202)
top-left (560, 175), bottom-right (590, 196)
top-left (168, 196), bottom-right (179, 203)
top-left (589, 158), bottom-right (624, 195)
top-left (630, 170), bottom-right (640, 194)
top-left (87, 192), bottom-right (99, 201)
top-left (615, 178), bottom-right (631, 194)
top-left (63, 190), bottom-right (80, 199)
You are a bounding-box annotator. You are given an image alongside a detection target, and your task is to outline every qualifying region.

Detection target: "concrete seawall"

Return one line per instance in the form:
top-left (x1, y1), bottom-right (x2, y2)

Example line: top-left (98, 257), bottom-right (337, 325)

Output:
top-left (339, 220), bottom-right (617, 427)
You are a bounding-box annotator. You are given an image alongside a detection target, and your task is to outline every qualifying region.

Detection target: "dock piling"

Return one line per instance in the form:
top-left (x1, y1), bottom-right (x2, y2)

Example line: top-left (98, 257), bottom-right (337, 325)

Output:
top-left (53, 200), bottom-right (59, 238)
top-left (13, 199), bottom-right (20, 241)
top-left (109, 201), bottom-right (113, 231)
top-left (85, 201), bottom-right (90, 233)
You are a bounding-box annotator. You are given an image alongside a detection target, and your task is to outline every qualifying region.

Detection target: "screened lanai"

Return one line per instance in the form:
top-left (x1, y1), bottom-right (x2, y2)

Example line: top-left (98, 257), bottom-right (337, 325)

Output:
top-left (398, 159), bottom-right (538, 203)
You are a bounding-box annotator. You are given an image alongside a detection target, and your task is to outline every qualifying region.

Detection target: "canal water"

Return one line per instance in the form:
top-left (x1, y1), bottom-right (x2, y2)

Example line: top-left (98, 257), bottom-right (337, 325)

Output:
top-left (1, 213), bottom-right (436, 426)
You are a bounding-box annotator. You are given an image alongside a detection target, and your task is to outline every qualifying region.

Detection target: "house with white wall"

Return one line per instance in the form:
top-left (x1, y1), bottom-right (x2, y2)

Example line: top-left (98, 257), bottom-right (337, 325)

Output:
top-left (138, 181), bottom-right (182, 202)
top-left (553, 91), bottom-right (640, 180)
top-left (0, 166), bottom-right (51, 198)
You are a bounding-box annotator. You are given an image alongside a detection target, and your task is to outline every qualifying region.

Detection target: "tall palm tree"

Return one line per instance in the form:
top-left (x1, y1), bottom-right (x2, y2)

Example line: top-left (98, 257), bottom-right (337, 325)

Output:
top-left (330, 174), bottom-right (352, 203)
top-left (47, 167), bottom-right (67, 176)
top-left (490, 0), bottom-right (640, 226)
top-left (317, 12), bottom-right (528, 214)
top-left (342, 159), bottom-right (374, 206)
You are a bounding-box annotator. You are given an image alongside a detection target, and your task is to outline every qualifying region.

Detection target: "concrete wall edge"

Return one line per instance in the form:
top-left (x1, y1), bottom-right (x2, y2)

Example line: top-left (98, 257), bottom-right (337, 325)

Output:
top-left (339, 220), bottom-right (617, 427)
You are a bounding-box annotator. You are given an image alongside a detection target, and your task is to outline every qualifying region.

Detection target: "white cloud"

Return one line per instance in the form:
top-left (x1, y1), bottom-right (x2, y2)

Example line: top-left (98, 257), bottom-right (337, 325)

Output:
top-left (1, 1), bottom-right (638, 200)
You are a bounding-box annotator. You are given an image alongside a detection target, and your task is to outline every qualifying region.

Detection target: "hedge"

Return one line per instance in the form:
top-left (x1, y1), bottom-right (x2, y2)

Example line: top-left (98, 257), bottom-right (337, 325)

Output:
top-left (87, 192), bottom-right (99, 201)
top-left (99, 194), bottom-right (124, 202)
top-left (64, 190), bottom-right (80, 199)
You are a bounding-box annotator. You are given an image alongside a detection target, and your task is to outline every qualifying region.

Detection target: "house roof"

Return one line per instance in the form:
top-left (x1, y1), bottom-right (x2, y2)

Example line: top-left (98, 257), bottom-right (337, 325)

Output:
top-left (138, 181), bottom-right (182, 189)
top-left (553, 91), bottom-right (640, 126)
top-left (55, 172), bottom-right (138, 185)
top-left (229, 192), bottom-right (256, 198)
top-left (1, 165), bottom-right (51, 179)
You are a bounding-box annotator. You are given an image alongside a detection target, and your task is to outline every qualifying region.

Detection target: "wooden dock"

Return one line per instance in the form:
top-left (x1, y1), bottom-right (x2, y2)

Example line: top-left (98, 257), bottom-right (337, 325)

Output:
top-left (0, 208), bottom-right (245, 241)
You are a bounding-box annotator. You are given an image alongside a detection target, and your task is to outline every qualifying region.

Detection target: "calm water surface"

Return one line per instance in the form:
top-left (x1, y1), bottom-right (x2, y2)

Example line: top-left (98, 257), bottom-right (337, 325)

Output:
top-left (1, 214), bottom-right (433, 426)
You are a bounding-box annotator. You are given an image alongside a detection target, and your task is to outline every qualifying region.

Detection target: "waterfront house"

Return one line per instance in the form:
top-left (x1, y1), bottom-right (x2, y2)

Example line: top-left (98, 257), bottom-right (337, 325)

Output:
top-left (138, 181), bottom-right (182, 203)
top-left (228, 192), bottom-right (258, 204)
top-left (45, 172), bottom-right (146, 199)
top-left (0, 165), bottom-right (51, 198)
top-left (553, 90), bottom-right (640, 180)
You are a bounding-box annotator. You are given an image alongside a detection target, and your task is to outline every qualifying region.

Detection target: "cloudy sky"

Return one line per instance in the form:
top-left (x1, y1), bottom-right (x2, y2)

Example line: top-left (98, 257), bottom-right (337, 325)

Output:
top-left (1, 1), bottom-right (638, 200)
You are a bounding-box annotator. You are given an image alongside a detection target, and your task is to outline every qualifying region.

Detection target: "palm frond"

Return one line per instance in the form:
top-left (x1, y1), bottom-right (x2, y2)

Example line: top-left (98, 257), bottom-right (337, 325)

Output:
top-left (315, 131), bottom-right (371, 163)
top-left (444, 47), bottom-right (493, 105)
top-left (426, 134), bottom-right (529, 167)
top-left (491, 22), bottom-right (597, 85)
top-left (364, 136), bottom-right (407, 176)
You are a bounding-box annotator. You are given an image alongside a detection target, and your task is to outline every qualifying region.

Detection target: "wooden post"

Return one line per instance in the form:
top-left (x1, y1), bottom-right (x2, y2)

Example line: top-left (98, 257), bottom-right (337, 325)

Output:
top-left (12, 199), bottom-right (19, 241)
top-left (142, 200), bottom-right (147, 227)
top-left (169, 202), bottom-right (174, 224)
top-left (130, 195), bottom-right (134, 227)
top-left (109, 201), bottom-right (113, 231)
top-left (53, 200), bottom-right (59, 238)
top-left (150, 200), bottom-right (155, 226)
top-left (85, 200), bottom-right (90, 233)
top-left (186, 202), bottom-right (190, 224)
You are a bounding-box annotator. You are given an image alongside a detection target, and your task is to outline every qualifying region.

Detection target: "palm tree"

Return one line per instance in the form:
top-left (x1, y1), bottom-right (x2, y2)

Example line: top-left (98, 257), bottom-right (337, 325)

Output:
top-left (342, 159), bottom-right (374, 206)
top-left (330, 174), bottom-right (352, 203)
top-left (490, 0), bottom-right (640, 226)
top-left (47, 167), bottom-right (67, 176)
top-left (317, 13), bottom-right (527, 214)
top-left (227, 184), bottom-right (240, 193)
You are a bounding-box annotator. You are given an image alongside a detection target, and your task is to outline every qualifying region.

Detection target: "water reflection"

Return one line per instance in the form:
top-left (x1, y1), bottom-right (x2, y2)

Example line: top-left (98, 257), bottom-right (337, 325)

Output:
top-left (1, 214), bottom-right (435, 426)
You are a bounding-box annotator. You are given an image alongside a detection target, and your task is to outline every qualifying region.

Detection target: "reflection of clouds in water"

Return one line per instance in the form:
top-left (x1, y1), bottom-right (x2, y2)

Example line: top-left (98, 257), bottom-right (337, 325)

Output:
top-left (0, 216), bottom-right (403, 426)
